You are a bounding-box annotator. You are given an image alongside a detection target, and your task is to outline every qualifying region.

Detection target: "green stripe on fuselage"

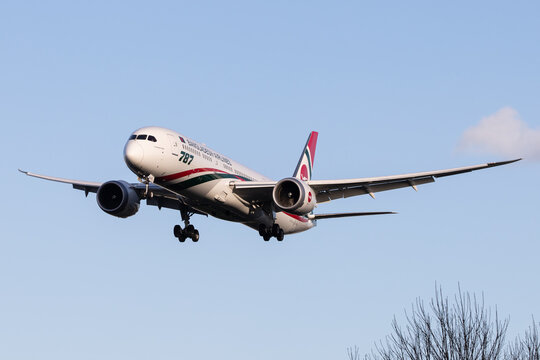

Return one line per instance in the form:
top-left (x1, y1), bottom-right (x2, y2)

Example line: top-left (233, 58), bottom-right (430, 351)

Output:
top-left (167, 173), bottom-right (250, 191)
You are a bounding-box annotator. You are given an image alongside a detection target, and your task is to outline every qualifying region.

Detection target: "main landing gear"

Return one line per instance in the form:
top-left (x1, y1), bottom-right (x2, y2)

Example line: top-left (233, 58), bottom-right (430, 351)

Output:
top-left (173, 208), bottom-right (199, 243)
top-left (259, 223), bottom-right (284, 242)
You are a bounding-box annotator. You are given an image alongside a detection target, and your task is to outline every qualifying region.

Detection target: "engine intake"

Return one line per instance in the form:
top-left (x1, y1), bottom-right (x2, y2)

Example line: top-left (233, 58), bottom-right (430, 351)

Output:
top-left (272, 177), bottom-right (316, 215)
top-left (96, 180), bottom-right (140, 218)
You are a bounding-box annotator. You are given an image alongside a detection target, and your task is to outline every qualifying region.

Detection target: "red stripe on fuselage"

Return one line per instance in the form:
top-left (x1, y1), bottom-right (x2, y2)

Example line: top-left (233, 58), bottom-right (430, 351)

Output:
top-left (158, 168), bottom-right (245, 182)
top-left (284, 212), bottom-right (309, 223)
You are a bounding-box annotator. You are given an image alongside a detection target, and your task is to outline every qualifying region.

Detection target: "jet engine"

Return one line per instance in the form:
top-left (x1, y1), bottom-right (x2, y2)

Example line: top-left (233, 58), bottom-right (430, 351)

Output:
top-left (272, 177), bottom-right (316, 215)
top-left (96, 180), bottom-right (140, 218)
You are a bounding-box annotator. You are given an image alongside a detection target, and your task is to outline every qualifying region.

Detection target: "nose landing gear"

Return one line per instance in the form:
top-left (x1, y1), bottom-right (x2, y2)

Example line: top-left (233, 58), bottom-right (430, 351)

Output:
top-left (173, 208), bottom-right (200, 243)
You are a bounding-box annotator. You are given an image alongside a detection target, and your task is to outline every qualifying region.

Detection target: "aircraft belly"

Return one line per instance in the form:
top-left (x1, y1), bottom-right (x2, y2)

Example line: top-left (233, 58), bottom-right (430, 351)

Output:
top-left (159, 175), bottom-right (315, 236)
top-left (275, 212), bottom-right (314, 235)
top-left (163, 179), bottom-right (254, 223)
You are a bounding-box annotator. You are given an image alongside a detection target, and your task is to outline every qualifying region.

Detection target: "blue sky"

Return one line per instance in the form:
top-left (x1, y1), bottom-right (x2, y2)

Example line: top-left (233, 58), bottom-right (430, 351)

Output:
top-left (1, 1), bottom-right (539, 359)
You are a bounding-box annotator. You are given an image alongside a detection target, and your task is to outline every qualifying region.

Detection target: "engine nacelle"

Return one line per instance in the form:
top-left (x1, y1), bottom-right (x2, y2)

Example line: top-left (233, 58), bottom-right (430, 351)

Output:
top-left (96, 180), bottom-right (140, 218)
top-left (272, 177), bottom-right (316, 215)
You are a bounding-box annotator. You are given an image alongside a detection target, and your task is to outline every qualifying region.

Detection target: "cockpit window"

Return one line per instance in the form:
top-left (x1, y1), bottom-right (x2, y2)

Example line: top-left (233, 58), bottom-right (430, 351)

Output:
top-left (131, 134), bottom-right (156, 142)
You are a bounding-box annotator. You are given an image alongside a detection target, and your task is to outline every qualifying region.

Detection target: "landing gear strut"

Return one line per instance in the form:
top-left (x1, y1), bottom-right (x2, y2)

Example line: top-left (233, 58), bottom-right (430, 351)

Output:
top-left (173, 208), bottom-right (199, 243)
top-left (259, 224), bottom-right (285, 242)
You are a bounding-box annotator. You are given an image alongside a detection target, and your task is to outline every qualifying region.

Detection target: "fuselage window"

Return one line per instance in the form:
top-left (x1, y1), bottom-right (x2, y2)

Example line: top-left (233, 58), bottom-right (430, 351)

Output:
top-left (148, 135), bottom-right (157, 142)
top-left (129, 134), bottom-right (136, 140)
top-left (136, 134), bottom-right (147, 140)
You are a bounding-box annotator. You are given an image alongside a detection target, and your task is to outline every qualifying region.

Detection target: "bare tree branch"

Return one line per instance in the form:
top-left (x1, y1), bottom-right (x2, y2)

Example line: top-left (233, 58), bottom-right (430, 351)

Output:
top-left (364, 286), bottom-right (509, 360)
top-left (506, 318), bottom-right (540, 360)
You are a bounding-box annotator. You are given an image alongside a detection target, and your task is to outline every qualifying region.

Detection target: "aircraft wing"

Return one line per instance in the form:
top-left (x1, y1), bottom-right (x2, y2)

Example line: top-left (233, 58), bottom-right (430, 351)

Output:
top-left (19, 170), bottom-right (206, 214)
top-left (308, 159), bottom-right (520, 203)
top-left (19, 170), bottom-right (103, 194)
top-left (231, 159), bottom-right (520, 204)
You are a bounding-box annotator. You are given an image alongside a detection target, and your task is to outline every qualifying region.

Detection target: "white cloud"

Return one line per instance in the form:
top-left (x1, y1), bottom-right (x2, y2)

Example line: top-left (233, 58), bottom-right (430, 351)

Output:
top-left (458, 107), bottom-right (540, 161)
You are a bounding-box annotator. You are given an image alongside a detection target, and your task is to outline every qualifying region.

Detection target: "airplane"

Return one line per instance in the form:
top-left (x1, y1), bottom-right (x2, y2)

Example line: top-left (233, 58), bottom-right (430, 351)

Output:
top-left (20, 127), bottom-right (520, 243)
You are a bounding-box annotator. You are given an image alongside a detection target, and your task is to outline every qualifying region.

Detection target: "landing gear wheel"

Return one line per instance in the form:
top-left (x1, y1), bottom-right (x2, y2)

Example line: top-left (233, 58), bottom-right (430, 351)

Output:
top-left (258, 224), bottom-right (267, 237)
top-left (272, 224), bottom-right (280, 237)
top-left (173, 225), bottom-right (182, 238)
top-left (263, 233), bottom-right (271, 241)
top-left (277, 229), bottom-right (284, 241)
top-left (175, 208), bottom-right (200, 243)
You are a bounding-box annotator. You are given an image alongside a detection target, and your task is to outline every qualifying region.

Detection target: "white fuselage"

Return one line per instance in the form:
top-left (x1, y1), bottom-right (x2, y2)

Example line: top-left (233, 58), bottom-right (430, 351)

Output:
top-left (124, 126), bottom-right (315, 235)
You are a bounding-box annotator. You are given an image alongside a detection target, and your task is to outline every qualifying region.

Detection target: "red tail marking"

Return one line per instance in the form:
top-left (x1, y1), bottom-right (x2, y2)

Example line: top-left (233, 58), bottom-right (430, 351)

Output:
top-left (307, 132), bottom-right (318, 165)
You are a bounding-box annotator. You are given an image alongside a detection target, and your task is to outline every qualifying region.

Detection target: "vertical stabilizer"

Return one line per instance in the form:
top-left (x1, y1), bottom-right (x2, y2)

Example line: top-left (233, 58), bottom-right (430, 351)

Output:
top-left (293, 131), bottom-right (318, 181)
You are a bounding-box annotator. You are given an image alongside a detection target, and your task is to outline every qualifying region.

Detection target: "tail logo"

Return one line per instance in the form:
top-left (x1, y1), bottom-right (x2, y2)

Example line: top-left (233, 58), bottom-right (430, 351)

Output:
top-left (300, 164), bottom-right (309, 181)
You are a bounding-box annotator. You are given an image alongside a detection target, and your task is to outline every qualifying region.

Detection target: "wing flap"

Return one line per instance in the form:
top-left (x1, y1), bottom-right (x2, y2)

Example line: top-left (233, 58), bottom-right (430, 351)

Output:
top-left (230, 181), bottom-right (275, 203)
top-left (315, 176), bottom-right (435, 203)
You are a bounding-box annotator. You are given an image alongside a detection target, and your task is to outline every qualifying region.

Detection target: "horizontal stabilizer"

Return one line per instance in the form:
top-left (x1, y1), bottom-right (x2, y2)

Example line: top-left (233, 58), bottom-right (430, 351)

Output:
top-left (308, 211), bottom-right (396, 220)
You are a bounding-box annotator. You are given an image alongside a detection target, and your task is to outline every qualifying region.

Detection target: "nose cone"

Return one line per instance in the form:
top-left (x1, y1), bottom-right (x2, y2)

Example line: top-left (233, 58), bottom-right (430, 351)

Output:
top-left (124, 141), bottom-right (144, 171)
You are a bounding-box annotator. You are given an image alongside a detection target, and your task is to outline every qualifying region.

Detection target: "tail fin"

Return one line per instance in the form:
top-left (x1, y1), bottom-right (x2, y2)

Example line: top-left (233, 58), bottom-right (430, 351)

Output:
top-left (293, 131), bottom-right (318, 181)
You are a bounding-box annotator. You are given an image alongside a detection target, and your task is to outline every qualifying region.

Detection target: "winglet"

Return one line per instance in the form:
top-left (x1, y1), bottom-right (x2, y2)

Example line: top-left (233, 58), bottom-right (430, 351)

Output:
top-left (487, 158), bottom-right (522, 167)
top-left (293, 131), bottom-right (319, 181)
